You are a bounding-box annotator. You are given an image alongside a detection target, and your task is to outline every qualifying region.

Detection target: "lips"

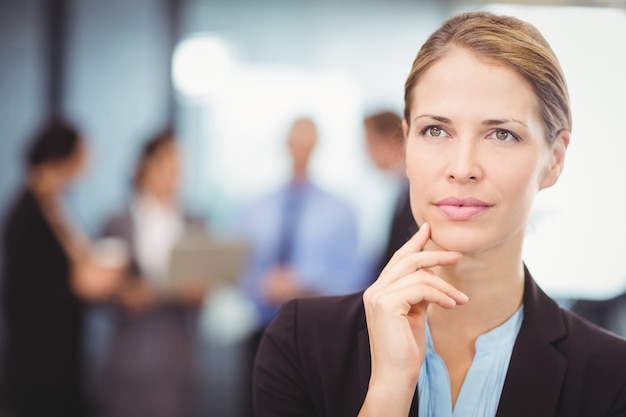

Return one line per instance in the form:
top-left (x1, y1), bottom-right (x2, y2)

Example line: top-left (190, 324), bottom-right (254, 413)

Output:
top-left (434, 197), bottom-right (492, 220)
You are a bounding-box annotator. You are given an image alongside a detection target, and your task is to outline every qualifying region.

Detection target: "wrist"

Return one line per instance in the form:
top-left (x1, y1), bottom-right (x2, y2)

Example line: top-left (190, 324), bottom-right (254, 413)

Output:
top-left (359, 379), bottom-right (416, 417)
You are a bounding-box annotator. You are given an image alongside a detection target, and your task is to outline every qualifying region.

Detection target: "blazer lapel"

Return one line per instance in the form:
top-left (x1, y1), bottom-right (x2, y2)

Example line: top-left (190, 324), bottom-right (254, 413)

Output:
top-left (496, 269), bottom-right (568, 417)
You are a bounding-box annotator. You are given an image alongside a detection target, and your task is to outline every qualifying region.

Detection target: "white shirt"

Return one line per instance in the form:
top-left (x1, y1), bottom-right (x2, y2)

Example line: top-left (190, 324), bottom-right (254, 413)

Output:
top-left (131, 195), bottom-right (184, 289)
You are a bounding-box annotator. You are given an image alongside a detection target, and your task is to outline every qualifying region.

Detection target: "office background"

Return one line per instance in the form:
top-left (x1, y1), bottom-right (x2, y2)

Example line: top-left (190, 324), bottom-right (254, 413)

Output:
top-left (0, 0), bottom-right (625, 414)
top-left (2, 0), bottom-right (625, 297)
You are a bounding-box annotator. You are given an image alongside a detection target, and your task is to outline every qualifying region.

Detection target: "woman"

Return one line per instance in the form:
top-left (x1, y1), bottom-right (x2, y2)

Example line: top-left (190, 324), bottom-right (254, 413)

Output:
top-left (253, 11), bottom-right (626, 417)
top-left (99, 130), bottom-right (205, 417)
top-left (1, 118), bottom-right (124, 417)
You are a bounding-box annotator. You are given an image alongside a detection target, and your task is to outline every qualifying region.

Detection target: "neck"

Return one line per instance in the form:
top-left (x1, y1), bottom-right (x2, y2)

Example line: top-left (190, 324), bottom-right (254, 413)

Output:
top-left (291, 168), bottom-right (308, 183)
top-left (427, 235), bottom-right (525, 337)
top-left (28, 170), bottom-right (61, 202)
top-left (291, 167), bottom-right (308, 182)
top-left (138, 186), bottom-right (176, 207)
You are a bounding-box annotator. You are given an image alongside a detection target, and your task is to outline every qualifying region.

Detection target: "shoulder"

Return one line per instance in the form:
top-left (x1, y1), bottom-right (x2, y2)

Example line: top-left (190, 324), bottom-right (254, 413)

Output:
top-left (526, 275), bottom-right (626, 368)
top-left (268, 291), bottom-right (365, 341)
top-left (183, 213), bottom-right (205, 229)
top-left (293, 291), bottom-right (365, 327)
top-left (100, 206), bottom-right (132, 237)
top-left (306, 185), bottom-right (354, 217)
top-left (556, 308), bottom-right (626, 413)
top-left (559, 306), bottom-right (626, 362)
top-left (256, 292), bottom-right (368, 414)
top-left (5, 188), bottom-right (37, 219)
top-left (260, 291), bottom-right (366, 368)
top-left (240, 189), bottom-right (283, 214)
top-left (3, 189), bottom-right (42, 236)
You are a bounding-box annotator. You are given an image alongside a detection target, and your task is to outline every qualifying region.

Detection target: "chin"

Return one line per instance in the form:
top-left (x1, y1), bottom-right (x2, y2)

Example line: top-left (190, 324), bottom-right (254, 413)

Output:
top-left (427, 221), bottom-right (493, 254)
top-left (430, 235), bottom-right (485, 254)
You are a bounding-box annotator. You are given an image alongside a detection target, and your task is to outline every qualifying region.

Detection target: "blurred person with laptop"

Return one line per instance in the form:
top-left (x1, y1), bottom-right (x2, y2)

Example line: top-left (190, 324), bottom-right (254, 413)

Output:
top-left (97, 129), bottom-right (217, 417)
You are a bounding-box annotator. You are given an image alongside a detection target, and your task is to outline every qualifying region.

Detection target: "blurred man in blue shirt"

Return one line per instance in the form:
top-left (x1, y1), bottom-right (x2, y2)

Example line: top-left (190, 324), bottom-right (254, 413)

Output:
top-left (236, 117), bottom-right (362, 328)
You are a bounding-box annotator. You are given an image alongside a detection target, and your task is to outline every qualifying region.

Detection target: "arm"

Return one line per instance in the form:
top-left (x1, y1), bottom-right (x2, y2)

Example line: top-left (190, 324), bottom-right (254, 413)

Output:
top-left (358, 223), bottom-right (467, 416)
top-left (3, 202), bottom-right (78, 312)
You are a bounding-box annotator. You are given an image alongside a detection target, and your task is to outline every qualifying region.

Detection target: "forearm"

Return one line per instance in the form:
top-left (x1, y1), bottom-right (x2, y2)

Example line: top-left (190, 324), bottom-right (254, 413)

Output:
top-left (358, 381), bottom-right (416, 417)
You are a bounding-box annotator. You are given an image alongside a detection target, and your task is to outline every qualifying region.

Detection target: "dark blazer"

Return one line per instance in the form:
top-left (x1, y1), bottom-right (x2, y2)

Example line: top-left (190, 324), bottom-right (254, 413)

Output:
top-left (254, 269), bottom-right (626, 417)
top-left (1, 188), bottom-right (87, 417)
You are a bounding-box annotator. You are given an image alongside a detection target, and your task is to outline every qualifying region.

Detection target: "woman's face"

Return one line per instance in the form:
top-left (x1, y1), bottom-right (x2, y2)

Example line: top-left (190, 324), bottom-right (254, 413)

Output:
top-left (58, 139), bottom-right (88, 188)
top-left (144, 141), bottom-right (181, 197)
top-left (404, 47), bottom-right (568, 255)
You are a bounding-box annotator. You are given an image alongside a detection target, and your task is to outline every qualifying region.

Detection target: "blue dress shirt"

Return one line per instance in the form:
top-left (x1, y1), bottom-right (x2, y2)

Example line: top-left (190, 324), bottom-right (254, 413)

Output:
top-left (418, 307), bottom-right (524, 417)
top-left (235, 180), bottom-right (363, 327)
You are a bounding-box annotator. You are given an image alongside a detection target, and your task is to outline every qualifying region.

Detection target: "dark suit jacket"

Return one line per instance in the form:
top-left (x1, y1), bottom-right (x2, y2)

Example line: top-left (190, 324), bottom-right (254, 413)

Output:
top-left (254, 269), bottom-right (626, 417)
top-left (1, 188), bottom-right (87, 416)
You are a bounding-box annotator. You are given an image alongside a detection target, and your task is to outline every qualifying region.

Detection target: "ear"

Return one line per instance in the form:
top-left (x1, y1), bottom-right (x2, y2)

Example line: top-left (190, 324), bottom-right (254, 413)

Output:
top-left (402, 119), bottom-right (409, 139)
top-left (402, 119), bottom-right (410, 179)
top-left (539, 130), bottom-right (570, 190)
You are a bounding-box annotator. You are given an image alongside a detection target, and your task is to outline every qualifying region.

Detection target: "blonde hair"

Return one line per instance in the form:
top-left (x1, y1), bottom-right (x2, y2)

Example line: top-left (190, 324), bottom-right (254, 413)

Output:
top-left (404, 11), bottom-right (571, 143)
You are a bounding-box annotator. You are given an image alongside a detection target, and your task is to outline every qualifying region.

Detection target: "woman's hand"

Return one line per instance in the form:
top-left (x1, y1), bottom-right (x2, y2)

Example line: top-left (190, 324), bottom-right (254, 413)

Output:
top-left (71, 257), bottom-right (125, 301)
top-left (117, 278), bottom-right (156, 311)
top-left (359, 223), bottom-right (468, 416)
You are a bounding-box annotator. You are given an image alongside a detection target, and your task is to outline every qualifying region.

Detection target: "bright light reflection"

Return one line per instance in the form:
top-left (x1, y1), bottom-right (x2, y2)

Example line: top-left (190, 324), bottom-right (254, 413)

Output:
top-left (172, 34), bottom-right (233, 100)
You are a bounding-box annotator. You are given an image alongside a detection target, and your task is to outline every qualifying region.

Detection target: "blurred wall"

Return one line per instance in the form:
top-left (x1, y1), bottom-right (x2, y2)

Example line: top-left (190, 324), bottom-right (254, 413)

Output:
top-left (65, 0), bottom-right (172, 232)
top-left (0, 0), bottom-right (47, 221)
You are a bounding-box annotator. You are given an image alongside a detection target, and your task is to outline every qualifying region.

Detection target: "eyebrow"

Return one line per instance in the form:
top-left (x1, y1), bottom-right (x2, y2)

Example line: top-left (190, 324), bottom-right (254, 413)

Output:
top-left (413, 115), bottom-right (451, 124)
top-left (483, 118), bottom-right (528, 128)
top-left (413, 114), bottom-right (528, 128)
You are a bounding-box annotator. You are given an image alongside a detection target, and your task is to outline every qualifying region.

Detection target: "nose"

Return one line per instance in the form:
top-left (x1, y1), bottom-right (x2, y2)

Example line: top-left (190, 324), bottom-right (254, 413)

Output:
top-left (445, 139), bottom-right (483, 183)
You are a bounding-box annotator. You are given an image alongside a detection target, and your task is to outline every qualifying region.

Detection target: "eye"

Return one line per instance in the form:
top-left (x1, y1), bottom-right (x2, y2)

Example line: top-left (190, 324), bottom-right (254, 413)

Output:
top-left (491, 129), bottom-right (520, 142)
top-left (429, 126), bottom-right (443, 137)
top-left (420, 126), bottom-right (448, 137)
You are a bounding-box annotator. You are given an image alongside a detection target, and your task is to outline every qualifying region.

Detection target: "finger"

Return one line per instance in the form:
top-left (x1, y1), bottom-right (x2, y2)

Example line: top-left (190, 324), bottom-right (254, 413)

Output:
top-left (376, 249), bottom-right (462, 286)
top-left (366, 281), bottom-right (460, 314)
top-left (386, 223), bottom-right (432, 265)
top-left (367, 269), bottom-right (468, 306)
top-left (397, 270), bottom-right (469, 305)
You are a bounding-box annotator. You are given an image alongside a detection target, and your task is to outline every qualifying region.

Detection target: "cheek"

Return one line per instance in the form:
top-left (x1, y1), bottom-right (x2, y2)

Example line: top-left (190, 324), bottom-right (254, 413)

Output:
top-left (494, 156), bottom-right (544, 216)
top-left (405, 144), bottom-right (438, 221)
top-left (405, 141), bottom-right (441, 184)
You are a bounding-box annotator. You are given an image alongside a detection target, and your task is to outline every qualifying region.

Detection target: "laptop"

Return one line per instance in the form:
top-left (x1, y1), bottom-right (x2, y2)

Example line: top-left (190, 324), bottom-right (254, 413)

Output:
top-left (161, 228), bottom-right (249, 295)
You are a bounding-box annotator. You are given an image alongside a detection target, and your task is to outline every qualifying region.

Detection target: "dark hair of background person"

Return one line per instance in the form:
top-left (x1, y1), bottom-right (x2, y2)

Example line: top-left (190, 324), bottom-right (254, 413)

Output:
top-left (364, 111), bottom-right (404, 142)
top-left (25, 117), bottom-right (82, 169)
top-left (132, 128), bottom-right (176, 190)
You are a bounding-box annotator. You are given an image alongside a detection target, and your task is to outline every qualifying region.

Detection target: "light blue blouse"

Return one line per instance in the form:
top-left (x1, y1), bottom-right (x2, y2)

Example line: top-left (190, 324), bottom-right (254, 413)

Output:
top-left (418, 307), bottom-right (524, 417)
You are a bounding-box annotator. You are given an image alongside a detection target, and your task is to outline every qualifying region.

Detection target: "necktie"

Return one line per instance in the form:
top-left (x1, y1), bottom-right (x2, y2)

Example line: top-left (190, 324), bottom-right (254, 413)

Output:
top-left (276, 185), bottom-right (304, 264)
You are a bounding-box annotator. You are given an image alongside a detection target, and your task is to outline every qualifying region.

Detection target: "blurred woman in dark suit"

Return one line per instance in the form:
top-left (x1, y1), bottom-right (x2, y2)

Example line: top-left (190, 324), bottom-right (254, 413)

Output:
top-left (1, 118), bottom-right (124, 417)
